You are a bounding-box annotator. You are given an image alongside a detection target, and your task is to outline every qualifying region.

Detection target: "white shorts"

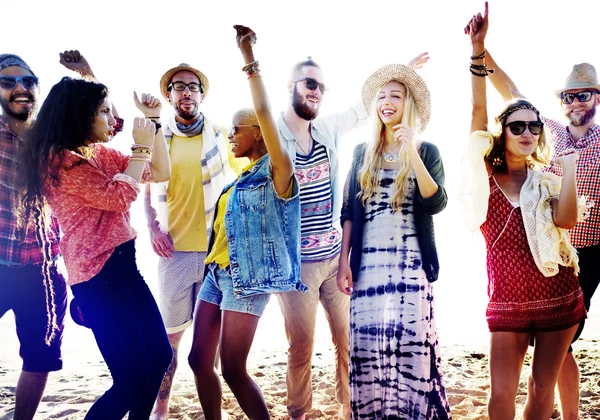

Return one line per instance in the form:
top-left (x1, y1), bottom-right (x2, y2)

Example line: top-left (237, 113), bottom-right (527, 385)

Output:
top-left (157, 251), bottom-right (206, 334)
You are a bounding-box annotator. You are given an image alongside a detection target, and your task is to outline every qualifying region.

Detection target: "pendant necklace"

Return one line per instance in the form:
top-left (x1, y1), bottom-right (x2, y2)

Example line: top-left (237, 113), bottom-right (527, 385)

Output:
top-left (382, 152), bottom-right (399, 163)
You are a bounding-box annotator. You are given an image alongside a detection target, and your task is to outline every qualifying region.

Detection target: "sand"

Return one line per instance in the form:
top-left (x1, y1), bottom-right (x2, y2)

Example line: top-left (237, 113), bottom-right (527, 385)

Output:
top-left (1, 300), bottom-right (599, 420)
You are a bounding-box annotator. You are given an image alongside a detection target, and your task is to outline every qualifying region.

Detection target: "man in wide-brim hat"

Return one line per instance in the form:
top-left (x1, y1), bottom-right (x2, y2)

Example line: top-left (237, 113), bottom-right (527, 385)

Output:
top-left (485, 57), bottom-right (600, 420)
top-left (141, 62), bottom-right (235, 419)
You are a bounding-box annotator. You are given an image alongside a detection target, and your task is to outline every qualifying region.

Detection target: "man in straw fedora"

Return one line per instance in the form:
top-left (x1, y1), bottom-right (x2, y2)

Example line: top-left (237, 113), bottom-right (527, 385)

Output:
top-left (276, 53), bottom-right (429, 420)
top-left (141, 63), bottom-right (238, 420)
top-left (484, 52), bottom-right (600, 420)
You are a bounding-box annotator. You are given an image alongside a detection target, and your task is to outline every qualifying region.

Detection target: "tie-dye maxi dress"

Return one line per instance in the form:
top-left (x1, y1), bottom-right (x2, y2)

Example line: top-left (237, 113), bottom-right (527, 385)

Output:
top-left (350, 169), bottom-right (451, 420)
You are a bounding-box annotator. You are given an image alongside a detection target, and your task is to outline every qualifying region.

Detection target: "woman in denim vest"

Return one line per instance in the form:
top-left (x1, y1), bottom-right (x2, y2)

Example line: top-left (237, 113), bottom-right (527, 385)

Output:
top-left (187, 25), bottom-right (304, 420)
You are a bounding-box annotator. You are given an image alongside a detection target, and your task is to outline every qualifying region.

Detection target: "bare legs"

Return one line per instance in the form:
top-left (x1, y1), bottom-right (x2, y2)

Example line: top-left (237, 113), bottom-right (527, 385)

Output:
top-left (188, 301), bottom-right (268, 420)
top-left (14, 371), bottom-right (48, 420)
top-left (150, 330), bottom-right (185, 420)
top-left (488, 326), bottom-right (578, 420)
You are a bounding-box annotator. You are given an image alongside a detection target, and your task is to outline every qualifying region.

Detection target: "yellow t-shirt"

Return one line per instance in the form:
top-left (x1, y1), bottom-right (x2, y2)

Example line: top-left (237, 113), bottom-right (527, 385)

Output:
top-left (167, 134), bottom-right (208, 251)
top-left (205, 160), bottom-right (293, 268)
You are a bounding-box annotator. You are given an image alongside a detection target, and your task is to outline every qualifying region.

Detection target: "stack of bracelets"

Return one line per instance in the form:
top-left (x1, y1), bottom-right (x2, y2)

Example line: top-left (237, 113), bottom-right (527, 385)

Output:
top-left (470, 50), bottom-right (494, 77)
top-left (131, 143), bottom-right (153, 163)
top-left (243, 60), bottom-right (261, 79)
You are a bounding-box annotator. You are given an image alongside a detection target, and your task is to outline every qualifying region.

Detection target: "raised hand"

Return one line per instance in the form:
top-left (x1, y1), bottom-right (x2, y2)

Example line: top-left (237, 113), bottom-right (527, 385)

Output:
top-left (234, 24), bottom-right (257, 48)
top-left (59, 50), bottom-right (94, 78)
top-left (132, 117), bottom-right (156, 146)
top-left (464, 2), bottom-right (489, 45)
top-left (555, 150), bottom-right (579, 168)
top-left (393, 124), bottom-right (415, 146)
top-left (133, 92), bottom-right (162, 118)
top-left (408, 52), bottom-right (430, 71)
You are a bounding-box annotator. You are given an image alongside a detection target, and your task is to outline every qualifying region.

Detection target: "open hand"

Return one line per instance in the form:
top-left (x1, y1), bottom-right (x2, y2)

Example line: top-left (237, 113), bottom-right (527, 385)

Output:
top-left (59, 50), bottom-right (94, 78)
top-left (408, 52), bottom-right (430, 70)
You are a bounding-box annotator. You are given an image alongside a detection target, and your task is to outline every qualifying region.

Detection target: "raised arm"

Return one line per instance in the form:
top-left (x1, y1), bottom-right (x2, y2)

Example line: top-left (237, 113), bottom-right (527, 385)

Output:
top-left (59, 50), bottom-right (121, 118)
top-left (485, 50), bottom-right (525, 101)
top-left (133, 92), bottom-right (171, 182)
top-left (235, 25), bottom-right (293, 195)
top-left (465, 2), bottom-right (490, 134)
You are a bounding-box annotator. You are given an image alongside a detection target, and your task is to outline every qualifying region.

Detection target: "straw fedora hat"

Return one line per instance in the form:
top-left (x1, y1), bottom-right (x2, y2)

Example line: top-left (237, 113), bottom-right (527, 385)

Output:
top-left (362, 64), bottom-right (431, 133)
top-left (159, 63), bottom-right (209, 101)
top-left (555, 63), bottom-right (600, 96)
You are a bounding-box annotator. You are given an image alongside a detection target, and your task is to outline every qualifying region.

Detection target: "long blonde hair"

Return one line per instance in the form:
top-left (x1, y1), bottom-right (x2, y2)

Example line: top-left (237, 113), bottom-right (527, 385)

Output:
top-left (359, 82), bottom-right (419, 210)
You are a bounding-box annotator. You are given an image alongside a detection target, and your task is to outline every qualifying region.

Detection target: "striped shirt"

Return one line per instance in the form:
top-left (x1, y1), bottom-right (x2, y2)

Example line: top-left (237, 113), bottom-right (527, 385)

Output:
top-left (543, 117), bottom-right (600, 248)
top-left (296, 142), bottom-right (341, 261)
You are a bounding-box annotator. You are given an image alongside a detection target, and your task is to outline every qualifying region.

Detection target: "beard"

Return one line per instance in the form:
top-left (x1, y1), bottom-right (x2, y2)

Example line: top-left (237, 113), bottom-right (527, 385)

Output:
top-left (566, 106), bottom-right (596, 127)
top-left (174, 100), bottom-right (200, 121)
top-left (0, 94), bottom-right (36, 122)
top-left (291, 85), bottom-right (319, 121)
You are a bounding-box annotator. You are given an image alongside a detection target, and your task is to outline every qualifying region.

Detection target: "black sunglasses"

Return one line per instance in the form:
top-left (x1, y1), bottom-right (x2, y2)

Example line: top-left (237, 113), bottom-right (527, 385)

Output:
top-left (560, 90), bottom-right (598, 105)
top-left (294, 77), bottom-right (326, 93)
top-left (168, 81), bottom-right (203, 93)
top-left (505, 120), bottom-right (544, 136)
top-left (0, 75), bottom-right (39, 90)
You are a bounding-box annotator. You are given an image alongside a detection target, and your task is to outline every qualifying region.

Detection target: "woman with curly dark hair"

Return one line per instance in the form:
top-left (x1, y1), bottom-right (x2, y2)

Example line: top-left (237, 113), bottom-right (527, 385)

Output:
top-left (18, 76), bottom-right (173, 420)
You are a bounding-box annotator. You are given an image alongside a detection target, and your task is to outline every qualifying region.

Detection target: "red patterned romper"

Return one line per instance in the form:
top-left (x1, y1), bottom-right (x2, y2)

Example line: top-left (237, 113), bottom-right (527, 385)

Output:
top-left (480, 175), bottom-right (587, 332)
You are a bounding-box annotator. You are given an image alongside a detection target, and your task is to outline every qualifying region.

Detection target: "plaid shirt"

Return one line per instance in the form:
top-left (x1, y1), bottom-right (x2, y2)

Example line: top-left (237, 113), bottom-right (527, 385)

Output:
top-left (0, 115), bottom-right (60, 264)
top-left (543, 117), bottom-right (600, 248)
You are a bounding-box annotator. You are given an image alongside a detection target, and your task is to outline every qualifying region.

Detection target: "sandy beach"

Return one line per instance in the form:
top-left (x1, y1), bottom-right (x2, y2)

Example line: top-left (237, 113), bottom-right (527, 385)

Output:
top-left (1, 226), bottom-right (600, 420)
top-left (1, 296), bottom-right (599, 420)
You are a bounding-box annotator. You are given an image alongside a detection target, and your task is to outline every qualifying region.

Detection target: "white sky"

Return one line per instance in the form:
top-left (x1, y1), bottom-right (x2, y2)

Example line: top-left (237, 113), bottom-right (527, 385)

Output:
top-left (3, 0), bottom-right (599, 344)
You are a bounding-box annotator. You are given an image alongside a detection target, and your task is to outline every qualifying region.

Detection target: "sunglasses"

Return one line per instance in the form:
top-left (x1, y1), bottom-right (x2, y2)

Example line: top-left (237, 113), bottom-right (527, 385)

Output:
top-left (0, 75), bottom-right (39, 90)
top-left (230, 124), bottom-right (259, 135)
top-left (294, 77), bottom-right (327, 93)
top-left (505, 120), bottom-right (544, 136)
top-left (560, 90), bottom-right (598, 105)
top-left (168, 81), bottom-right (203, 93)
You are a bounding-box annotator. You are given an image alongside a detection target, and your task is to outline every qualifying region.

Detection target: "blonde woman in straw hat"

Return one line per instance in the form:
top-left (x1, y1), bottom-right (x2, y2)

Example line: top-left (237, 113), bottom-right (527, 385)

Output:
top-left (337, 61), bottom-right (451, 418)
top-left (462, 4), bottom-right (587, 419)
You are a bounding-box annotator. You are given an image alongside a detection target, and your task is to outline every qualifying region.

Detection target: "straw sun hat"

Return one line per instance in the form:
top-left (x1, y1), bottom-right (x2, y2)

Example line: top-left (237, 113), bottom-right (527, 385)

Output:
top-left (555, 63), bottom-right (600, 96)
top-left (362, 64), bottom-right (431, 133)
top-left (159, 63), bottom-right (209, 101)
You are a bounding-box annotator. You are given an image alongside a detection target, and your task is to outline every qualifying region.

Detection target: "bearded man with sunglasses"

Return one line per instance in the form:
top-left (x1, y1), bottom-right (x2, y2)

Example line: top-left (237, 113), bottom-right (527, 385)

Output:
top-left (142, 64), bottom-right (243, 420)
top-left (485, 54), bottom-right (600, 420)
top-left (0, 54), bottom-right (68, 420)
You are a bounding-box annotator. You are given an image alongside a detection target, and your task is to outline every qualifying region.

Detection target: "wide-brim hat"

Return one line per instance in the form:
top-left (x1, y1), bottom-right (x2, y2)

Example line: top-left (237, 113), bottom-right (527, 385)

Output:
top-left (362, 64), bottom-right (431, 133)
top-left (159, 63), bottom-right (209, 100)
top-left (554, 63), bottom-right (600, 96)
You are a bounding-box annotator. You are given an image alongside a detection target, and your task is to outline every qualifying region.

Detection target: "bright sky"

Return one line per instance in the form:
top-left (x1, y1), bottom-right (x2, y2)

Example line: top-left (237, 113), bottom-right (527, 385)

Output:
top-left (4, 0), bottom-right (599, 345)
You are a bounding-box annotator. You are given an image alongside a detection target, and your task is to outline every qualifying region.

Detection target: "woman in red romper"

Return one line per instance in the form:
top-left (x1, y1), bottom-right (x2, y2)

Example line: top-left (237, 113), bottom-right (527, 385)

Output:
top-left (463, 4), bottom-right (586, 420)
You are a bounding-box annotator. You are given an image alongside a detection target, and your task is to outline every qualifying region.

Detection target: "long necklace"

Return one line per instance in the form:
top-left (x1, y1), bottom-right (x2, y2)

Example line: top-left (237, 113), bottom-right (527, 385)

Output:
top-left (382, 151), bottom-right (399, 163)
top-left (296, 139), bottom-right (312, 156)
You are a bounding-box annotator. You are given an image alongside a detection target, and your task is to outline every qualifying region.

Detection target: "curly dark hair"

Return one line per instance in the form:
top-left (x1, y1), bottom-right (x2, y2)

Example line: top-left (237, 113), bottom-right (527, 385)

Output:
top-left (15, 77), bottom-right (109, 344)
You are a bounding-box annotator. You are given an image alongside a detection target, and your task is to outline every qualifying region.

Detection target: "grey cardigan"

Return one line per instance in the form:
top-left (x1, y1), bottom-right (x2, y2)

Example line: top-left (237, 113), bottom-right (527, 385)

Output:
top-left (340, 141), bottom-right (447, 282)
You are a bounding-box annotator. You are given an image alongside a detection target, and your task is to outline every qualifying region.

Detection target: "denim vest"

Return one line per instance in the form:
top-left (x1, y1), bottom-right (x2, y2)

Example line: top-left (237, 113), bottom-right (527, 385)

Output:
top-left (207, 154), bottom-right (307, 297)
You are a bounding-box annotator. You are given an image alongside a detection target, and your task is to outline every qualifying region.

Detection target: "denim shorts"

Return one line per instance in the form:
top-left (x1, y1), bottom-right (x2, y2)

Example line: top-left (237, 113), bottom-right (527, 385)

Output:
top-left (198, 263), bottom-right (270, 317)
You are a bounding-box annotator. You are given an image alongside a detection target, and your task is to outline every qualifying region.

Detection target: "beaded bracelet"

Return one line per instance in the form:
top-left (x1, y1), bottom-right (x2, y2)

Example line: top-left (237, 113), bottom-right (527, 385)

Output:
top-left (132, 148), bottom-right (152, 155)
top-left (132, 143), bottom-right (153, 150)
top-left (242, 60), bottom-right (260, 75)
top-left (470, 51), bottom-right (486, 60)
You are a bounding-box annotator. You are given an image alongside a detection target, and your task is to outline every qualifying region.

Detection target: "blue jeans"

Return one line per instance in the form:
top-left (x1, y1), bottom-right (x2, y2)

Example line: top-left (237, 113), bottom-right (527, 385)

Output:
top-left (71, 240), bottom-right (172, 420)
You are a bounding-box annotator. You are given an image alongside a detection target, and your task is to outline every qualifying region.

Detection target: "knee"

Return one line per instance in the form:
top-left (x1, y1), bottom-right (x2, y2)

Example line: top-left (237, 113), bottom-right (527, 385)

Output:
top-left (529, 373), bottom-right (556, 395)
top-left (188, 350), bottom-right (214, 377)
top-left (489, 390), bottom-right (516, 412)
top-left (221, 361), bottom-right (247, 389)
